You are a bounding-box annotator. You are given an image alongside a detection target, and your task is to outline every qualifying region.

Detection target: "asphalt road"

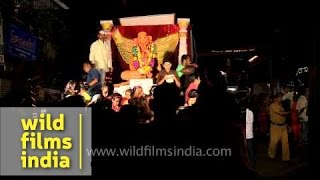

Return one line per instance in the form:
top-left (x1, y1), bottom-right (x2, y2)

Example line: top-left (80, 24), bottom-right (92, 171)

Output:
top-left (255, 139), bottom-right (310, 177)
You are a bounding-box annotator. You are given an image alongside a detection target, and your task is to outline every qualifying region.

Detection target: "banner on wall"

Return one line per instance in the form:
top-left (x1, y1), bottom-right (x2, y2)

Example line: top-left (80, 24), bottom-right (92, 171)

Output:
top-left (0, 15), bottom-right (4, 65)
top-left (6, 23), bottom-right (37, 61)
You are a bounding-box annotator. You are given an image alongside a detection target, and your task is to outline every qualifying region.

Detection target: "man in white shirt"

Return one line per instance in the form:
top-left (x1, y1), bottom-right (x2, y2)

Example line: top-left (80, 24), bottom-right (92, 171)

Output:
top-left (89, 30), bottom-right (113, 86)
top-left (246, 105), bottom-right (256, 170)
top-left (297, 88), bottom-right (308, 144)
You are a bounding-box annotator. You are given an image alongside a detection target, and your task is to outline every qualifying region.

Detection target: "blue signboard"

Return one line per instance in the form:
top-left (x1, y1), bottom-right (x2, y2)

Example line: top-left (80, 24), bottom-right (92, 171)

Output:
top-left (6, 24), bottom-right (37, 61)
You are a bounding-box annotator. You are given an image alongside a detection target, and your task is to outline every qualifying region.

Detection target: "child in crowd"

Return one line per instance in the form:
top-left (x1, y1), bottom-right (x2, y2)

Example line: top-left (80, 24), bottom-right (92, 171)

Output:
top-left (122, 89), bottom-right (132, 105)
top-left (112, 93), bottom-right (122, 112)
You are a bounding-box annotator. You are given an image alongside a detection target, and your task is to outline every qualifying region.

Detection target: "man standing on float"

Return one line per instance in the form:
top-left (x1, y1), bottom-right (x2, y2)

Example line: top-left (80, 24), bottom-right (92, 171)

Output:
top-left (89, 30), bottom-right (113, 86)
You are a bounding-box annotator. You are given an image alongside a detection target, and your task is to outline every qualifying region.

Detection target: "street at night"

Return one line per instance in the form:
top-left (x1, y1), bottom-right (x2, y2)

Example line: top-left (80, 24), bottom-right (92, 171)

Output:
top-left (0, 0), bottom-right (319, 177)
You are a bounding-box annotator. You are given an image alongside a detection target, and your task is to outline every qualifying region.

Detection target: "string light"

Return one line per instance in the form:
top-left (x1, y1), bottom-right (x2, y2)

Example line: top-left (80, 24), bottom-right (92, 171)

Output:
top-left (248, 55), bottom-right (258, 62)
top-left (211, 49), bottom-right (255, 53)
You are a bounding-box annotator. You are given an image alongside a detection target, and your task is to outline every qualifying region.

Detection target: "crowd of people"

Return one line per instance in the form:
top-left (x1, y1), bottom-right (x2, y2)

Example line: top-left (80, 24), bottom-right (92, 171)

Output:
top-left (58, 43), bottom-right (255, 176)
top-left (62, 53), bottom-right (202, 123)
top-left (57, 32), bottom-right (309, 175)
top-left (2, 29), bottom-right (308, 176)
top-left (245, 85), bottom-right (309, 171)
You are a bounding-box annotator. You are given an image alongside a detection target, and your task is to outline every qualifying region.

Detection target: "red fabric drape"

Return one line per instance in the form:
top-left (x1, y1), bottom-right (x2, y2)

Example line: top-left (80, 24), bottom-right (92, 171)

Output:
top-left (116, 25), bottom-right (179, 39)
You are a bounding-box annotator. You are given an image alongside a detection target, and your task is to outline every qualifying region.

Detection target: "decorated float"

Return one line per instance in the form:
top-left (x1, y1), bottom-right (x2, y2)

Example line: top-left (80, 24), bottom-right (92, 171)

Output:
top-left (100, 14), bottom-right (193, 95)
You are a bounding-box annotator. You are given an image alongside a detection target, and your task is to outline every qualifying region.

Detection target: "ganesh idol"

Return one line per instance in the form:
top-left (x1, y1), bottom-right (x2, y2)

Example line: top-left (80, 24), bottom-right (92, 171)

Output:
top-left (112, 29), bottom-right (180, 82)
top-left (120, 31), bottom-right (160, 81)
